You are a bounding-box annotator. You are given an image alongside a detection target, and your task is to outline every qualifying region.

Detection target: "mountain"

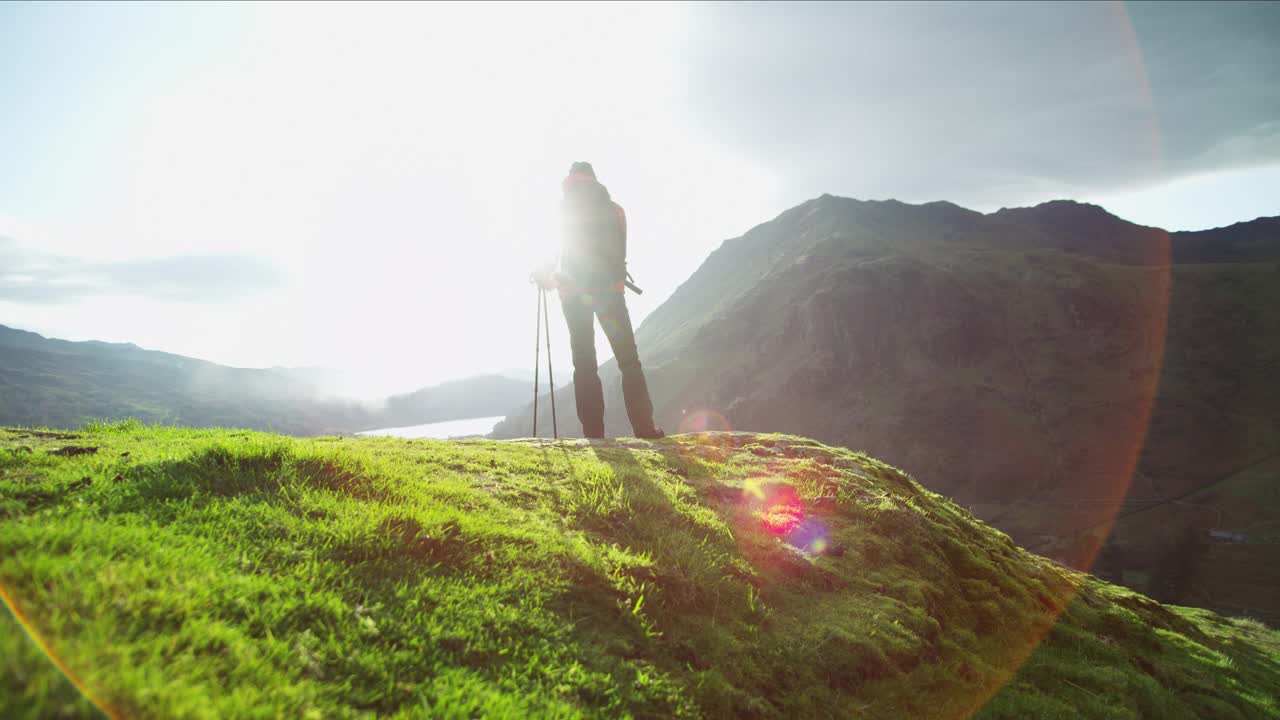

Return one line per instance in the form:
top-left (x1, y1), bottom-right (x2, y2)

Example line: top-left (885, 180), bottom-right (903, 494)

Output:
top-left (0, 326), bottom-right (521, 436)
top-left (492, 197), bottom-right (1280, 621)
top-left (367, 374), bottom-right (528, 430)
top-left (0, 324), bottom-right (371, 435)
top-left (3, 425), bottom-right (1277, 718)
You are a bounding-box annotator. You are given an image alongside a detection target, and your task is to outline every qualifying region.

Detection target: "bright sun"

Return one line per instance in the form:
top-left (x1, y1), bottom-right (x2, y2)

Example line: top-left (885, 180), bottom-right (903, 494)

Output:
top-left (1, 1), bottom-right (779, 398)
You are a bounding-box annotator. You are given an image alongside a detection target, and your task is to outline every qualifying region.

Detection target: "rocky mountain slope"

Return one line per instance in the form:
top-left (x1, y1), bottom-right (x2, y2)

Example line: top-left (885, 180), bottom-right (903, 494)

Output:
top-left (493, 197), bottom-right (1280, 619)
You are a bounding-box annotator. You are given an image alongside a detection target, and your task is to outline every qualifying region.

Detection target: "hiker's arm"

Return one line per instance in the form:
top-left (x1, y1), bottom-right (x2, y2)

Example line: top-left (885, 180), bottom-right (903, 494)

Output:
top-left (530, 226), bottom-right (563, 290)
top-left (531, 264), bottom-right (559, 290)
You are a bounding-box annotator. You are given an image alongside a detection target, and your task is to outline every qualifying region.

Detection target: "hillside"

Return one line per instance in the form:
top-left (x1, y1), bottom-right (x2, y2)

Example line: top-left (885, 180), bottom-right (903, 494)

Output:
top-left (0, 326), bottom-right (524, 436)
top-left (2, 423), bottom-right (1278, 719)
top-left (492, 197), bottom-right (1280, 619)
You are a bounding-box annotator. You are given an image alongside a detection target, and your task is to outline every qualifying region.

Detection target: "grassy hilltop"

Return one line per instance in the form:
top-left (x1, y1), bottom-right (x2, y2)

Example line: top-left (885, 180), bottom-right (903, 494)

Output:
top-left (1, 423), bottom-right (1277, 719)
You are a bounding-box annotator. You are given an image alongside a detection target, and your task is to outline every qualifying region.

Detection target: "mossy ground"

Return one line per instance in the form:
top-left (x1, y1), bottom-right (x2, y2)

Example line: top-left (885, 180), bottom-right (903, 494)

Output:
top-left (2, 422), bottom-right (1277, 719)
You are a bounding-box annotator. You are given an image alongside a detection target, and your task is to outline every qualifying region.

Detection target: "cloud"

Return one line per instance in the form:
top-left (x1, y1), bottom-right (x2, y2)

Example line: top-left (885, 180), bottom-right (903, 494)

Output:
top-left (0, 236), bottom-right (282, 304)
top-left (677, 1), bottom-right (1280, 207)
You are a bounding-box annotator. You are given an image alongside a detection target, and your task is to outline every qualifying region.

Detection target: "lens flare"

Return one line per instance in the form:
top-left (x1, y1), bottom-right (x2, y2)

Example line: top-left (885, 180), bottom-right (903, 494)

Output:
top-left (747, 484), bottom-right (831, 555)
top-left (677, 408), bottom-right (732, 434)
top-left (757, 498), bottom-right (803, 536)
top-left (952, 4), bottom-right (1171, 716)
top-left (1, 586), bottom-right (116, 718)
top-left (786, 518), bottom-right (830, 557)
top-left (742, 476), bottom-right (767, 501)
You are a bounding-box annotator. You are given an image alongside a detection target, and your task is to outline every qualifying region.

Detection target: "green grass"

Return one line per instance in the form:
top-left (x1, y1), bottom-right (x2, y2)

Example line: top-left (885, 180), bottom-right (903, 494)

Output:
top-left (1, 423), bottom-right (1277, 719)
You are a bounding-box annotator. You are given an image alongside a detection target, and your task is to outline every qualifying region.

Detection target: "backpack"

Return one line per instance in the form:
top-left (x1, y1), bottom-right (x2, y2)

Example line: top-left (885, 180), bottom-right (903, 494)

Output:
top-left (562, 182), bottom-right (627, 289)
top-left (611, 200), bottom-right (627, 272)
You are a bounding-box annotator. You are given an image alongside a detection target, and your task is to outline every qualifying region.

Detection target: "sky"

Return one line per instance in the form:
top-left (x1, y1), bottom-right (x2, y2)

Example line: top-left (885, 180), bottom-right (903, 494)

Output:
top-left (2, 1), bottom-right (1277, 398)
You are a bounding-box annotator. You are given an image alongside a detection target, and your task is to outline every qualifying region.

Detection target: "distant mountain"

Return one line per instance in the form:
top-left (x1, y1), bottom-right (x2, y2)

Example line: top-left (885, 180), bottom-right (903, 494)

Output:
top-left (367, 374), bottom-right (528, 431)
top-left (492, 196), bottom-right (1280, 621)
top-left (494, 367), bottom-right (536, 383)
top-left (0, 326), bottom-right (523, 436)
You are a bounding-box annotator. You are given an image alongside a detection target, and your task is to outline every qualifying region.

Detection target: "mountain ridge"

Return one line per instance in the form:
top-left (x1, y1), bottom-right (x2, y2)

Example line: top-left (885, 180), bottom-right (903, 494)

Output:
top-left (0, 324), bottom-right (525, 436)
top-left (492, 195), bottom-right (1280, 621)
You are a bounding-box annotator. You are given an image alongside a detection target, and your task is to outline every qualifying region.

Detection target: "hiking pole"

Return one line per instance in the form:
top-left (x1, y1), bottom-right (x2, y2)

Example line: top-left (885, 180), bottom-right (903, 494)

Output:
top-left (541, 288), bottom-right (559, 439)
top-left (532, 284), bottom-right (542, 438)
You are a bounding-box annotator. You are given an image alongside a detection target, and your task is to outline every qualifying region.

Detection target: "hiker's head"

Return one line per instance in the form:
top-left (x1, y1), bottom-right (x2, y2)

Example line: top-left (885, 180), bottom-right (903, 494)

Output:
top-left (562, 161), bottom-right (597, 194)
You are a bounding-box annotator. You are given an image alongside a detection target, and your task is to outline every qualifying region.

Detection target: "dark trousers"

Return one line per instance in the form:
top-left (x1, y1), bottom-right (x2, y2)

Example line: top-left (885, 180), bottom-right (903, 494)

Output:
top-left (561, 291), bottom-right (658, 438)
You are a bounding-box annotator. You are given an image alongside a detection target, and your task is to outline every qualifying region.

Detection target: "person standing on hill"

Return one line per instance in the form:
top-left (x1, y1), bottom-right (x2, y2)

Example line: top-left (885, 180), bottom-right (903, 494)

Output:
top-left (532, 162), bottom-right (664, 440)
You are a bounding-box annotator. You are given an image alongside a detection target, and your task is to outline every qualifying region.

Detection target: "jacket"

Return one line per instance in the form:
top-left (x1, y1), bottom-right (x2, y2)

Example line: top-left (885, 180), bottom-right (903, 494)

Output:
top-left (559, 172), bottom-right (626, 295)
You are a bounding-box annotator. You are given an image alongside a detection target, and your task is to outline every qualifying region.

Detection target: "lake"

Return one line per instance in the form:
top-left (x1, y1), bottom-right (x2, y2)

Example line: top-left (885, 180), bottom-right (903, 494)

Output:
top-left (356, 415), bottom-right (504, 440)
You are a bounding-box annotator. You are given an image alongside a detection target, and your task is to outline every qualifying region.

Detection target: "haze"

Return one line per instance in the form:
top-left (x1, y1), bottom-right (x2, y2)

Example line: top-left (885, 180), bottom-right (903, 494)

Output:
top-left (2, 1), bottom-right (1276, 397)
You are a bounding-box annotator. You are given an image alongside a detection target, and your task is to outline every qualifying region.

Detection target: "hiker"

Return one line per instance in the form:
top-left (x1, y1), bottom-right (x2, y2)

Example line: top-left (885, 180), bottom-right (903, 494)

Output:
top-left (531, 162), bottom-right (664, 440)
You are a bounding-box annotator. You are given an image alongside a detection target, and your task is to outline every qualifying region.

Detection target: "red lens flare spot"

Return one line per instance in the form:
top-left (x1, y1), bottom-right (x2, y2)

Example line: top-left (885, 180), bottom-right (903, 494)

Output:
top-left (677, 408), bottom-right (732, 434)
top-left (755, 487), bottom-right (804, 536)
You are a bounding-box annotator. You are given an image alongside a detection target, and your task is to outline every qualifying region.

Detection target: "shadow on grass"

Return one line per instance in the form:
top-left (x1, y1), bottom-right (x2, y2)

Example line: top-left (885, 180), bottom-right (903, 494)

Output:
top-left (120, 445), bottom-right (406, 507)
top-left (578, 443), bottom-right (739, 608)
